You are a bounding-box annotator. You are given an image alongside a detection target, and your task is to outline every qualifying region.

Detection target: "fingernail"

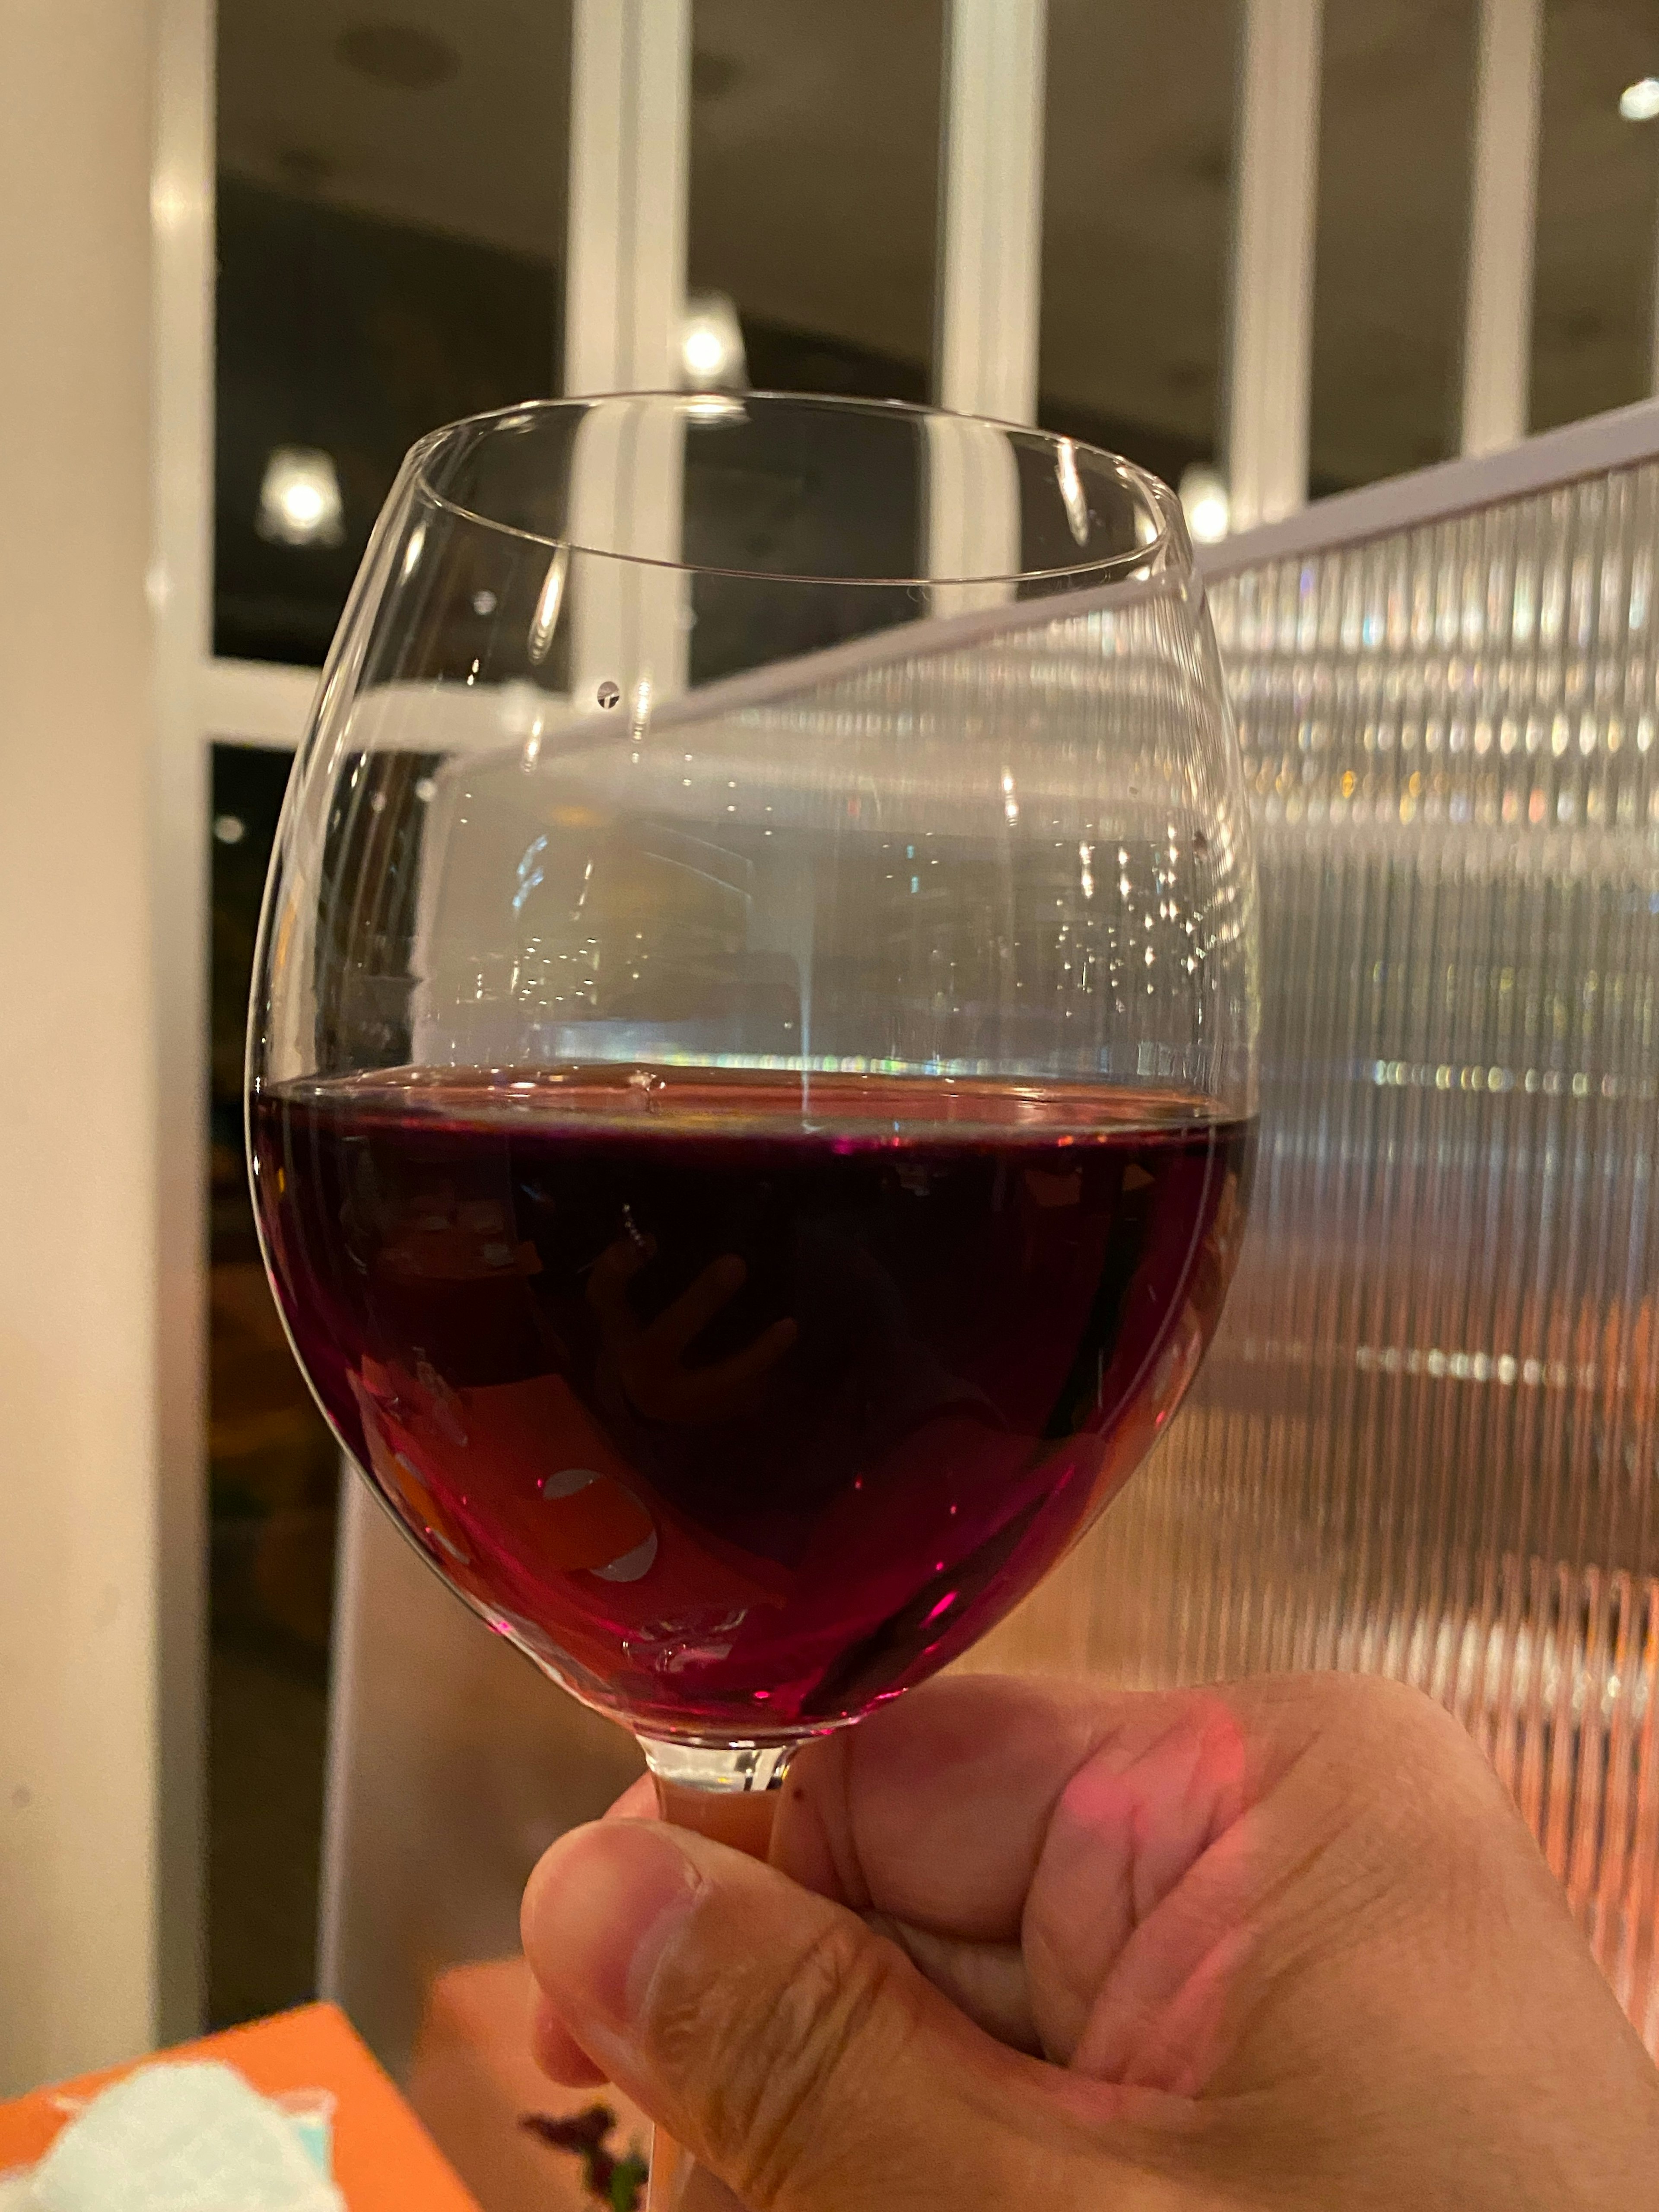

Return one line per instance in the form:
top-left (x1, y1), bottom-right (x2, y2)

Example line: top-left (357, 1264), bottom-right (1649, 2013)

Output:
top-left (524, 1822), bottom-right (700, 2036)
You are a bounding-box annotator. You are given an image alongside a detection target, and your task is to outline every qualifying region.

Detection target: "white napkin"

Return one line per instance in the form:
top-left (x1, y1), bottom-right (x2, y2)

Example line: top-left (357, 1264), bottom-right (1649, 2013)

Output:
top-left (3, 2062), bottom-right (343, 2212)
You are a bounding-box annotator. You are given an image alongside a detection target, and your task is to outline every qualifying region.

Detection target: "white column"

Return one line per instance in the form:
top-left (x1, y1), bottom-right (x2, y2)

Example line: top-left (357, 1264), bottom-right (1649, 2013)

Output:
top-left (564, 2), bottom-right (693, 704)
top-left (0, 0), bottom-right (167, 2088)
top-left (147, 0), bottom-right (216, 2047)
top-left (1226, 0), bottom-right (1322, 530)
top-left (925, 413), bottom-right (1020, 613)
top-left (1462, 0), bottom-right (1543, 455)
top-left (566, 0), bottom-right (691, 396)
top-left (935, 0), bottom-right (1048, 425)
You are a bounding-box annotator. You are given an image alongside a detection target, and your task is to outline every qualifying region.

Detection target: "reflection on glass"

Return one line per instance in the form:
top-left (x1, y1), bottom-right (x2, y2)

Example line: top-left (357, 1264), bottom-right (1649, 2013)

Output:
top-left (1532, 0), bottom-right (1659, 433)
top-left (688, 0), bottom-right (943, 400)
top-left (1039, 0), bottom-right (1236, 489)
top-left (1029, 454), bottom-right (1659, 2057)
top-left (215, 0), bottom-right (572, 664)
top-left (1309, 0), bottom-right (1478, 493)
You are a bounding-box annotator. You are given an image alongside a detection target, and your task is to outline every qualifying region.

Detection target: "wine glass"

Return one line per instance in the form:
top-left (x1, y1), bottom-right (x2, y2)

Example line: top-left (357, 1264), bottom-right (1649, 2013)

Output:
top-left (248, 392), bottom-right (1258, 2206)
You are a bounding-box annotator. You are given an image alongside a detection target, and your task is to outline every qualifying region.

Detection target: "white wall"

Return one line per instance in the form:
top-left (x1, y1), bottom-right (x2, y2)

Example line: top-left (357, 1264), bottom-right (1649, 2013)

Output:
top-left (0, 0), bottom-right (184, 2089)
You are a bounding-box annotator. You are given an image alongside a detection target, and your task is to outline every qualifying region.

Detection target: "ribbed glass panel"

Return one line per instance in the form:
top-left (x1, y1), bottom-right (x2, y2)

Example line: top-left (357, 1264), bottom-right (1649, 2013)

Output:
top-left (977, 460), bottom-right (1659, 2052)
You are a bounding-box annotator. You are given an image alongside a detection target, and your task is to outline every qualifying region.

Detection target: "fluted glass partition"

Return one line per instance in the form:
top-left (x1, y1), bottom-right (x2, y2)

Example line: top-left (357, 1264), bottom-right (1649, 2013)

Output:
top-left (985, 451), bottom-right (1659, 2048)
top-left (322, 427), bottom-right (1659, 2078)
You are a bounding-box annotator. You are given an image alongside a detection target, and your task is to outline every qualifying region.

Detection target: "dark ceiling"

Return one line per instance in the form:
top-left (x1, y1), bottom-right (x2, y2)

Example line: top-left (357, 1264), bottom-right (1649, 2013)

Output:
top-left (215, 0), bottom-right (1659, 661)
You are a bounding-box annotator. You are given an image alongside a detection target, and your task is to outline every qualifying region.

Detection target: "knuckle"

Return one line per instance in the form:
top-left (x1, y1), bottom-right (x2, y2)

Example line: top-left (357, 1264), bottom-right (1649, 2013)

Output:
top-left (1290, 1671), bottom-right (1470, 1774)
top-left (689, 1916), bottom-right (909, 2207)
top-left (1342, 1675), bottom-right (1475, 1783)
top-left (1297, 1674), bottom-right (1500, 1877)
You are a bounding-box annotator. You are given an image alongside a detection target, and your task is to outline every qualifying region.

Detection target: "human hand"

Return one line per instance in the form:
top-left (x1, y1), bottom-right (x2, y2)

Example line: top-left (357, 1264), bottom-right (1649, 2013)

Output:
top-left (586, 1234), bottom-right (795, 1425)
top-left (521, 1672), bottom-right (1659, 2209)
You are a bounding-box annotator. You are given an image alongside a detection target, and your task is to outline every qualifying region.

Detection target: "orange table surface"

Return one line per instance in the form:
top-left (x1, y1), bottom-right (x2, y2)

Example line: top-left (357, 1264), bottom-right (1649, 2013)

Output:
top-left (0, 2002), bottom-right (483, 2209)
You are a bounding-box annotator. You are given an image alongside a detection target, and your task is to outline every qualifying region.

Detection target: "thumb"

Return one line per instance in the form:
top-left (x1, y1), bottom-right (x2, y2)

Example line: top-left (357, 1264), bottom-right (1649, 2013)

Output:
top-left (521, 1818), bottom-right (1119, 2211)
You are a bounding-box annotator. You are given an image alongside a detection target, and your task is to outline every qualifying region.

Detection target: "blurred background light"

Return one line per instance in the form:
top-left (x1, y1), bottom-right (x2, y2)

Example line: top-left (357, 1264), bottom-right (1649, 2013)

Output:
top-left (255, 445), bottom-right (345, 547)
top-left (680, 290), bottom-right (747, 389)
top-left (1178, 460), bottom-right (1231, 543)
top-left (1618, 75), bottom-right (1659, 119)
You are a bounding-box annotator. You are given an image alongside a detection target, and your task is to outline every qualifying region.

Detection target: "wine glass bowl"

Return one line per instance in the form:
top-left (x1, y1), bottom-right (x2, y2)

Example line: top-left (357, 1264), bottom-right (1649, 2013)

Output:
top-left (248, 394), bottom-right (1258, 1770)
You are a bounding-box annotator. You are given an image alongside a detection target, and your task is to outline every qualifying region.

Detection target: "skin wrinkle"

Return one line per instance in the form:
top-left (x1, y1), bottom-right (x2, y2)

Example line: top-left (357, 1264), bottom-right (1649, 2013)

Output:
top-left (1022, 1697), bottom-right (1255, 2073)
top-left (693, 1919), bottom-right (914, 2204)
top-left (864, 1914), bottom-right (1039, 2055)
top-left (1095, 1751), bottom-right (1421, 2099)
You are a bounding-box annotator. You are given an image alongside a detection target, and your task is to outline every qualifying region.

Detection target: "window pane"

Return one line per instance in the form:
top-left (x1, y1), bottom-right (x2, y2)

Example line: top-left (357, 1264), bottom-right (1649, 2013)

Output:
top-left (1039, 1), bottom-right (1237, 489)
top-left (1532, 0), bottom-right (1659, 433)
top-left (216, 1), bottom-right (571, 666)
top-left (1309, 1), bottom-right (1478, 493)
top-left (209, 743), bottom-right (339, 2025)
top-left (688, 0), bottom-right (943, 400)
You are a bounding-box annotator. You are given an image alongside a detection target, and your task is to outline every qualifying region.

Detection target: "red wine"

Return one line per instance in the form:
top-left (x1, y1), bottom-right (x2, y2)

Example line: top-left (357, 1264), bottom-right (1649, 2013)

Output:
top-left (252, 1067), bottom-right (1252, 1738)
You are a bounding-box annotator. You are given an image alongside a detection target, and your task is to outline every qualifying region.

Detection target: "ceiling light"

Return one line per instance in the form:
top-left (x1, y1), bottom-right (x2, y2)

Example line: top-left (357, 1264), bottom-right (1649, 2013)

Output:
top-left (680, 292), bottom-right (746, 391)
top-left (257, 447), bottom-right (345, 548)
top-left (1178, 463), bottom-right (1231, 546)
top-left (1620, 76), bottom-right (1659, 120)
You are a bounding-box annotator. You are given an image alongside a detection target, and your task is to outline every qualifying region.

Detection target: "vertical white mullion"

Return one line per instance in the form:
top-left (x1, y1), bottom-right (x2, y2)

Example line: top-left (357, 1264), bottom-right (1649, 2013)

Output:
top-left (149, 0), bottom-right (215, 2044)
top-left (566, 0), bottom-right (690, 396)
top-left (1226, 0), bottom-right (1322, 530)
top-left (1461, 0), bottom-right (1543, 455)
top-left (564, 0), bottom-right (692, 705)
top-left (935, 0), bottom-right (1047, 425)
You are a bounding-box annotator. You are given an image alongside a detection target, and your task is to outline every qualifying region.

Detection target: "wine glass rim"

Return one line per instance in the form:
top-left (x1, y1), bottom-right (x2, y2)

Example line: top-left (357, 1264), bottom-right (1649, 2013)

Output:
top-left (407, 390), bottom-right (1180, 589)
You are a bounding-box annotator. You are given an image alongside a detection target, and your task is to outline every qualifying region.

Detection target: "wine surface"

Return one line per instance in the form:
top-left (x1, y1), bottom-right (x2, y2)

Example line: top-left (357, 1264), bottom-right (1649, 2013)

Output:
top-left (252, 1066), bottom-right (1252, 1738)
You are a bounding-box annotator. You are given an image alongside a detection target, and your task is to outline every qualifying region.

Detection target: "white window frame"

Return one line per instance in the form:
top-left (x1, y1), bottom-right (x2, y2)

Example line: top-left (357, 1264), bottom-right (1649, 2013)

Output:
top-left (143, 0), bottom-right (1574, 2035)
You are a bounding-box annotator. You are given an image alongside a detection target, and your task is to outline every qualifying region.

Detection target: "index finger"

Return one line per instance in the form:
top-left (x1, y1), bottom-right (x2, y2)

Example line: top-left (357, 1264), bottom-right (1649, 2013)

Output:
top-left (770, 1675), bottom-right (1116, 1943)
top-left (598, 1673), bottom-right (1297, 1946)
top-left (596, 1675), bottom-right (1103, 1937)
top-left (769, 1671), bottom-right (1324, 1950)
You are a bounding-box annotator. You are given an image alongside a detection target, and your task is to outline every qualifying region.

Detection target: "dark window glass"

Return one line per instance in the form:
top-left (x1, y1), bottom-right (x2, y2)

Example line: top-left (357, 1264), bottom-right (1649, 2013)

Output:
top-left (208, 744), bottom-right (338, 2025)
top-left (1532, 0), bottom-right (1659, 432)
top-left (688, 0), bottom-right (943, 402)
top-left (1039, 1), bottom-right (1237, 491)
top-left (1309, 1), bottom-right (1479, 493)
top-left (215, 2), bottom-right (572, 665)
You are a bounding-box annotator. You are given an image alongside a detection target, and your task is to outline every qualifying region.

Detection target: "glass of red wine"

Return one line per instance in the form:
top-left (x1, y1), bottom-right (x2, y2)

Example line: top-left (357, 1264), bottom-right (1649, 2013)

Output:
top-left (248, 393), bottom-right (1257, 2204)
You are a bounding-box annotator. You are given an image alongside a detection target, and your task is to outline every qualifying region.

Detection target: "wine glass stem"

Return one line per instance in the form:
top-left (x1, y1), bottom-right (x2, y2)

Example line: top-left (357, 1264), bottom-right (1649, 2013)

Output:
top-left (637, 1737), bottom-right (795, 2212)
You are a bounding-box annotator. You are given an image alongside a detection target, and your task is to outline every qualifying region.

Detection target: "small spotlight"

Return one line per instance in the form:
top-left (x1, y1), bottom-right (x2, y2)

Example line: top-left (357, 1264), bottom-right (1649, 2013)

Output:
top-left (1620, 76), bottom-right (1659, 120)
top-left (257, 446), bottom-right (345, 547)
top-left (213, 814), bottom-right (246, 845)
top-left (1178, 463), bottom-right (1231, 546)
top-left (680, 292), bottom-right (746, 390)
